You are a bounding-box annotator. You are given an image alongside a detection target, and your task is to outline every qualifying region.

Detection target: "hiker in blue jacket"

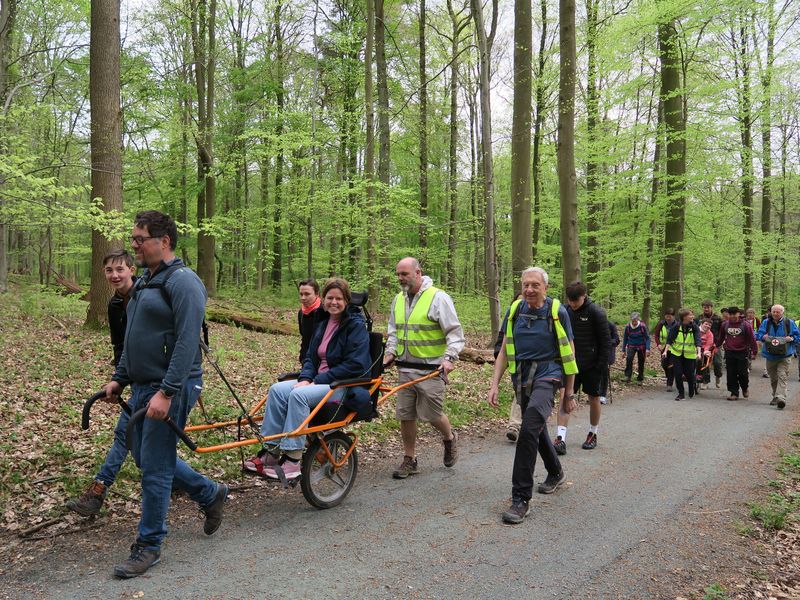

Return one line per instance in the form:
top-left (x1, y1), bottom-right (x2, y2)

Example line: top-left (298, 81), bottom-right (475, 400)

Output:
top-left (622, 312), bottom-right (650, 384)
top-left (756, 304), bottom-right (800, 409)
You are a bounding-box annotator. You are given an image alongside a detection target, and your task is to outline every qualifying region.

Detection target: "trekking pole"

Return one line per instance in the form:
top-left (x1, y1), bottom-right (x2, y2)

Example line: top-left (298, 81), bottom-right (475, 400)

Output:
top-left (200, 341), bottom-right (264, 443)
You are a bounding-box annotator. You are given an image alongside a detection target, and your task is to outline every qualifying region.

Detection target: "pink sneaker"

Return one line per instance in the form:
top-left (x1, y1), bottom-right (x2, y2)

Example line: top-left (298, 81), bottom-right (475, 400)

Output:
top-left (266, 460), bottom-right (301, 480)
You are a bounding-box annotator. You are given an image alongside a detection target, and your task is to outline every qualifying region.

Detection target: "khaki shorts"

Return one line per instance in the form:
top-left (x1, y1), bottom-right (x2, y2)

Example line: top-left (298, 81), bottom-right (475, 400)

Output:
top-left (394, 370), bottom-right (446, 422)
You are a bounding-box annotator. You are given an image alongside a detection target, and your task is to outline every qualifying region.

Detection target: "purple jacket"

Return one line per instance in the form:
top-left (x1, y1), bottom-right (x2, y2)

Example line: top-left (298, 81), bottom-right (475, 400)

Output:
top-left (717, 319), bottom-right (758, 355)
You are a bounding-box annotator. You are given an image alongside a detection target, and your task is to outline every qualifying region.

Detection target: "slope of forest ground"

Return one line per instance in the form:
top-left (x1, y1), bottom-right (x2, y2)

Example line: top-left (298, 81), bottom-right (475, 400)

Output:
top-left (0, 278), bottom-right (799, 599)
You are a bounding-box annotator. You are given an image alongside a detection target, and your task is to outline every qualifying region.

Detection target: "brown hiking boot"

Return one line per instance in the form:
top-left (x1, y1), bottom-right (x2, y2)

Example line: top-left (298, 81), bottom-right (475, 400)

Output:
top-left (443, 431), bottom-right (458, 467)
top-left (66, 480), bottom-right (107, 517)
top-left (392, 456), bottom-right (419, 479)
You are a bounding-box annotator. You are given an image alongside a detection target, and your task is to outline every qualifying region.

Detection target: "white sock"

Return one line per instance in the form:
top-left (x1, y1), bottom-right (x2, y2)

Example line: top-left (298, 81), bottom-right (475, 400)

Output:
top-left (557, 426), bottom-right (567, 441)
top-left (589, 425), bottom-right (599, 435)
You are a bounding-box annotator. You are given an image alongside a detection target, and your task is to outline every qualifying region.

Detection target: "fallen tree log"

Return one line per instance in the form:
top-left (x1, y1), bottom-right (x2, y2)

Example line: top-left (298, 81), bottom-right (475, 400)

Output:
top-left (205, 306), bottom-right (296, 336)
top-left (458, 347), bottom-right (494, 364)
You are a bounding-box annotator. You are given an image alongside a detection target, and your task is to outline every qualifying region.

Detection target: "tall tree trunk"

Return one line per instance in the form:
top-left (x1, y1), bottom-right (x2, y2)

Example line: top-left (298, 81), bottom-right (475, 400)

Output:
top-left (0, 0), bottom-right (17, 293)
top-left (270, 0), bottom-right (284, 289)
top-left (558, 0), bottom-right (581, 289)
top-left (531, 0), bottom-right (547, 262)
top-left (445, 0), bottom-right (467, 289)
top-left (192, 0), bottom-right (217, 296)
top-left (418, 0), bottom-right (429, 249)
top-left (471, 0), bottom-right (500, 339)
top-left (584, 0), bottom-right (600, 284)
top-left (510, 0), bottom-right (532, 279)
top-left (759, 0), bottom-right (775, 311)
top-left (365, 0), bottom-right (377, 308)
top-left (86, 0), bottom-right (123, 327)
top-left (642, 99), bottom-right (663, 323)
top-left (735, 18), bottom-right (754, 310)
top-left (658, 18), bottom-right (686, 312)
top-left (375, 0), bottom-right (391, 289)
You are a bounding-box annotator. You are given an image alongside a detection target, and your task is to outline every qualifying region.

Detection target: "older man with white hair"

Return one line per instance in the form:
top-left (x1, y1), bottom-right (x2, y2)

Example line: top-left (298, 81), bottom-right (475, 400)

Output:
top-left (487, 266), bottom-right (577, 524)
top-left (755, 304), bottom-right (800, 409)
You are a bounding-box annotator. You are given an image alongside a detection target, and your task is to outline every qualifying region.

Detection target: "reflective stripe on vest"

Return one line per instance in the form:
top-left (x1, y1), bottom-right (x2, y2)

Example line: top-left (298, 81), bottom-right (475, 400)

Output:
top-left (505, 298), bottom-right (579, 376)
top-left (670, 328), bottom-right (697, 358)
top-left (394, 287), bottom-right (447, 358)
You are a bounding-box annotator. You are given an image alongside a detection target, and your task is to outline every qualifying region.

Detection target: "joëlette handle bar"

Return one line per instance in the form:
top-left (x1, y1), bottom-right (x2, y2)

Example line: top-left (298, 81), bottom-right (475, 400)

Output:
top-left (126, 406), bottom-right (198, 452)
top-left (81, 390), bottom-right (132, 430)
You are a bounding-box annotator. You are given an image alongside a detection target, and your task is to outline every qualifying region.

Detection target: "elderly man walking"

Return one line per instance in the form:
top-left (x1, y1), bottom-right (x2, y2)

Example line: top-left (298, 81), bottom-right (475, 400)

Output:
top-left (487, 267), bottom-right (576, 524)
top-left (384, 257), bottom-right (465, 478)
top-left (755, 304), bottom-right (800, 409)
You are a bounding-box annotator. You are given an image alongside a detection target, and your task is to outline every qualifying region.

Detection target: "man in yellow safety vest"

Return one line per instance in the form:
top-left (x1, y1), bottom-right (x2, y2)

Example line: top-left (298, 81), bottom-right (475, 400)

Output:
top-left (488, 266), bottom-right (578, 524)
top-left (384, 257), bottom-right (465, 479)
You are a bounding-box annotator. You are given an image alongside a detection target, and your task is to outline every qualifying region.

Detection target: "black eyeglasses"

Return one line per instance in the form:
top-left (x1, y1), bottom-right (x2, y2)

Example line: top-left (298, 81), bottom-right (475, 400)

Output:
top-left (130, 235), bottom-right (159, 246)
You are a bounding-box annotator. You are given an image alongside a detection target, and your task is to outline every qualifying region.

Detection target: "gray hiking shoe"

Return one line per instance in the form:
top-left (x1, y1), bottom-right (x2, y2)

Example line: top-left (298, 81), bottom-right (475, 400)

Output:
top-left (201, 484), bottom-right (228, 535)
top-left (502, 499), bottom-right (531, 524)
top-left (66, 480), bottom-right (107, 517)
top-left (113, 542), bottom-right (161, 579)
top-left (392, 456), bottom-right (419, 479)
top-left (443, 431), bottom-right (458, 467)
top-left (537, 470), bottom-right (566, 495)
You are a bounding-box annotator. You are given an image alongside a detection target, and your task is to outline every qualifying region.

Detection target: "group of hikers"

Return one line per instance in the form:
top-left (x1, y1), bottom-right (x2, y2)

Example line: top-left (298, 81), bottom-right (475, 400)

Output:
top-left (65, 209), bottom-right (799, 578)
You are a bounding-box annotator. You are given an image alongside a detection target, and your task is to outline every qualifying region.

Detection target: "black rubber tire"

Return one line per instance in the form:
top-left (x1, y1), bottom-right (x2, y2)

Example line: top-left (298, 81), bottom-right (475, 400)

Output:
top-left (300, 431), bottom-right (358, 509)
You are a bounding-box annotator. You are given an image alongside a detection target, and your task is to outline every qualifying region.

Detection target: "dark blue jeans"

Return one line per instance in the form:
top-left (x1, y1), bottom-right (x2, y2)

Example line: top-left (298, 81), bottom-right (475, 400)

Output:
top-left (511, 379), bottom-right (562, 503)
top-left (95, 392), bottom-right (200, 487)
top-left (128, 378), bottom-right (217, 550)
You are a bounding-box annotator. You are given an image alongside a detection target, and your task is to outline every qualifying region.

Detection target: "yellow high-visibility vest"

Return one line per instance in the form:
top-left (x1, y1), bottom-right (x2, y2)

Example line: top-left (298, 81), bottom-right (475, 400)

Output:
top-left (394, 287), bottom-right (447, 358)
top-left (505, 298), bottom-right (578, 376)
top-left (670, 328), bottom-right (697, 359)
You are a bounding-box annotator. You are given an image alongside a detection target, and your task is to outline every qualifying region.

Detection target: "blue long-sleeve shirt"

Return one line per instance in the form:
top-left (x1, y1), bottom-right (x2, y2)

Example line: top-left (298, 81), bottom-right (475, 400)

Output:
top-left (113, 258), bottom-right (206, 396)
top-left (756, 316), bottom-right (800, 361)
top-left (623, 322), bottom-right (650, 351)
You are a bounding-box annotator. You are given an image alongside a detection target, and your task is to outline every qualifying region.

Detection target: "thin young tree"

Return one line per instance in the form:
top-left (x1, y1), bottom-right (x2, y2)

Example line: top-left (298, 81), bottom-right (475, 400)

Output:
top-left (471, 0), bottom-right (500, 339)
top-left (0, 0), bottom-right (17, 294)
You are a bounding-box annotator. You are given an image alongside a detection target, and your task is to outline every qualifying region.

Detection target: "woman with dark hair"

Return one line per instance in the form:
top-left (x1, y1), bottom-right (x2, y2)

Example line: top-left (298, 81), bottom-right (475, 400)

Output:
top-left (297, 278), bottom-right (326, 364)
top-left (244, 278), bottom-right (371, 480)
top-left (663, 308), bottom-right (702, 401)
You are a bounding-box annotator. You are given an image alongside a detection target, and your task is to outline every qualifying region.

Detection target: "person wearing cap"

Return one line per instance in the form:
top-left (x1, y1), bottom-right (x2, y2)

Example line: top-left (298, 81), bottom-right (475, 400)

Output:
top-left (622, 312), bottom-right (650, 384)
top-left (696, 300), bottom-right (723, 388)
top-left (717, 306), bottom-right (758, 401)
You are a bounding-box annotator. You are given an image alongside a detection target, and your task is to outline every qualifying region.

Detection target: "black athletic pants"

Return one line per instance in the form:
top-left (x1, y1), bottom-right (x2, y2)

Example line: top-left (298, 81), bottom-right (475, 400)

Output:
top-left (512, 379), bottom-right (562, 502)
top-left (672, 355), bottom-right (696, 398)
top-left (661, 353), bottom-right (674, 386)
top-left (725, 351), bottom-right (749, 396)
top-left (625, 347), bottom-right (646, 381)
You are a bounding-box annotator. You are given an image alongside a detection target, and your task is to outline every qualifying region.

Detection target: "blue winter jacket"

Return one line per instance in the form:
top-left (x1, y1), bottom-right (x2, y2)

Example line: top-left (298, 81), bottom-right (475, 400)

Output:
top-left (300, 305), bottom-right (372, 415)
top-left (756, 317), bottom-right (800, 361)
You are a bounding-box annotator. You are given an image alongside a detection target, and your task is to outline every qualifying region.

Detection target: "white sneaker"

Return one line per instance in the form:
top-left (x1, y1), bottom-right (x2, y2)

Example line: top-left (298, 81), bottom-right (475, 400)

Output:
top-left (599, 396), bottom-right (608, 405)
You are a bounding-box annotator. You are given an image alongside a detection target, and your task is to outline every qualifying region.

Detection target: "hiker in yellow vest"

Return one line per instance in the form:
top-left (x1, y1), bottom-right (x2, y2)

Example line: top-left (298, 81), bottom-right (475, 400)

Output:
top-left (662, 308), bottom-right (702, 401)
top-left (487, 267), bottom-right (578, 524)
top-left (384, 257), bottom-right (465, 479)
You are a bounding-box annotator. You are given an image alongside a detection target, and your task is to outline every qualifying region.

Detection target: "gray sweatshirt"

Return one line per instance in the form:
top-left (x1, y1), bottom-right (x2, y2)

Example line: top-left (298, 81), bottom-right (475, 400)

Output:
top-left (113, 258), bottom-right (207, 396)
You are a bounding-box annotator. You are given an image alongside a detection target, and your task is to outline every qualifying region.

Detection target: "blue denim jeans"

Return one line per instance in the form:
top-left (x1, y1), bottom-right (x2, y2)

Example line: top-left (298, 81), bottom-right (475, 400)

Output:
top-left (260, 379), bottom-right (345, 452)
top-left (95, 392), bottom-right (200, 487)
top-left (128, 378), bottom-right (217, 550)
top-left (95, 407), bottom-right (130, 487)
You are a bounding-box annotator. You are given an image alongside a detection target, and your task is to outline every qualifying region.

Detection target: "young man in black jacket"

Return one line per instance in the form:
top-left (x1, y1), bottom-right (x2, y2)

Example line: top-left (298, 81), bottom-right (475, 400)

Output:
top-left (556, 281), bottom-right (612, 453)
top-left (67, 250), bottom-right (137, 516)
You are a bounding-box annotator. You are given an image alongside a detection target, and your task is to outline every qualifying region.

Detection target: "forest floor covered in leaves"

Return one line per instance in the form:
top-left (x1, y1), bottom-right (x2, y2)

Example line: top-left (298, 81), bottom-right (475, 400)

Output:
top-left (1, 279), bottom-right (799, 599)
